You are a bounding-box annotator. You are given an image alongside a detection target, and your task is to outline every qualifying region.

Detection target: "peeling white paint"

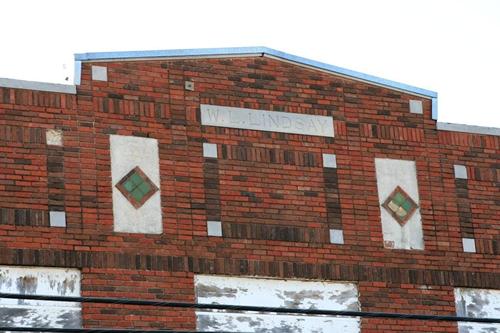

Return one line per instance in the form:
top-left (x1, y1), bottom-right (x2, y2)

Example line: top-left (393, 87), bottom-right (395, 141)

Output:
top-left (110, 135), bottom-right (162, 234)
top-left (375, 158), bottom-right (424, 250)
top-left (195, 275), bottom-right (360, 332)
top-left (0, 266), bottom-right (81, 328)
top-left (455, 288), bottom-right (500, 333)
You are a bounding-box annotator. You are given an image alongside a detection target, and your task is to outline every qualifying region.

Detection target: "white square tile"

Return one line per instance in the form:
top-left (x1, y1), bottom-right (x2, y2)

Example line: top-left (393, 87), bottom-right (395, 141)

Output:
top-left (92, 65), bottom-right (108, 81)
top-left (462, 238), bottom-right (476, 253)
top-left (409, 100), bottom-right (423, 114)
top-left (207, 220), bottom-right (222, 237)
top-left (322, 153), bottom-right (337, 168)
top-left (50, 211), bottom-right (66, 227)
top-left (454, 164), bottom-right (468, 179)
top-left (46, 129), bottom-right (63, 146)
top-left (329, 229), bottom-right (344, 244)
top-left (203, 143), bottom-right (218, 158)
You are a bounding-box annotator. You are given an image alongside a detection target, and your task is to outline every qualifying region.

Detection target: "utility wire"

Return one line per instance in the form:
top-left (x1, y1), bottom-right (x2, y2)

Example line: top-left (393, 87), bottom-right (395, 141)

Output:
top-left (0, 329), bottom-right (247, 333)
top-left (1, 293), bottom-right (499, 324)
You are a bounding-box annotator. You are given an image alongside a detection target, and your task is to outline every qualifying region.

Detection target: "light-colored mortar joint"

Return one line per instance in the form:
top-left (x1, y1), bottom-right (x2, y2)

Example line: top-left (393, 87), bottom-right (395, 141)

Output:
top-left (409, 100), bottom-right (423, 114)
top-left (322, 153), bottom-right (337, 168)
top-left (454, 164), bottom-right (468, 179)
top-left (462, 238), bottom-right (476, 253)
top-left (329, 229), bottom-right (344, 244)
top-left (49, 211), bottom-right (66, 227)
top-left (203, 143), bottom-right (218, 158)
top-left (185, 81), bottom-right (195, 91)
top-left (91, 65), bottom-right (108, 81)
top-left (207, 220), bottom-right (222, 237)
top-left (46, 129), bottom-right (63, 146)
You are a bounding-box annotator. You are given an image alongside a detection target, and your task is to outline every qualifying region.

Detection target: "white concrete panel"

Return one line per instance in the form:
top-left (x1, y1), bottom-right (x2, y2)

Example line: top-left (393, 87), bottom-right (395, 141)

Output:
top-left (409, 100), bottom-right (423, 114)
top-left (207, 221), bottom-right (222, 237)
top-left (201, 104), bottom-right (334, 137)
top-left (375, 158), bottom-right (424, 250)
top-left (330, 229), bottom-right (344, 244)
top-left (454, 164), bottom-right (468, 179)
top-left (455, 288), bottom-right (500, 332)
top-left (46, 129), bottom-right (63, 146)
top-left (462, 238), bottom-right (476, 253)
top-left (323, 153), bottom-right (337, 168)
top-left (195, 275), bottom-right (359, 333)
top-left (91, 65), bottom-right (108, 81)
top-left (110, 135), bottom-right (162, 234)
top-left (49, 211), bottom-right (66, 227)
top-left (0, 266), bottom-right (81, 328)
top-left (203, 143), bottom-right (218, 158)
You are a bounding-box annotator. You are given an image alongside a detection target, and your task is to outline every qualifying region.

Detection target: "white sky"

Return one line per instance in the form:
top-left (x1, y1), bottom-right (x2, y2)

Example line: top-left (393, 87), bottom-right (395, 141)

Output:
top-left (1, 0), bottom-right (499, 127)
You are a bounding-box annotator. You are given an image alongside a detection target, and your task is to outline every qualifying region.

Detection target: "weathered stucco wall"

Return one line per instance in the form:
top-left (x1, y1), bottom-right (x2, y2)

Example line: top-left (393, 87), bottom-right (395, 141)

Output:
top-left (195, 275), bottom-right (359, 332)
top-left (455, 288), bottom-right (500, 333)
top-left (0, 266), bottom-right (81, 328)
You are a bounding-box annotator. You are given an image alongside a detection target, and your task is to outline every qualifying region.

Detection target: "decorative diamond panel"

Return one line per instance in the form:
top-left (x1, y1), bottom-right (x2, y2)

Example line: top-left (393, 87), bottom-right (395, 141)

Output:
top-left (115, 166), bottom-right (159, 209)
top-left (382, 186), bottom-right (418, 226)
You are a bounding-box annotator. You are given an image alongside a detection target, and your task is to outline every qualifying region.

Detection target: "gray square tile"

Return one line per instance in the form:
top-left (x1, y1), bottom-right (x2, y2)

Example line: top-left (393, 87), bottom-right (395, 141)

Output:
top-left (454, 164), bottom-right (467, 179)
top-left (207, 220), bottom-right (222, 237)
top-left (50, 211), bottom-right (66, 228)
top-left (323, 153), bottom-right (337, 168)
top-left (92, 66), bottom-right (108, 81)
top-left (203, 143), bottom-right (218, 158)
top-left (409, 100), bottom-right (423, 114)
top-left (462, 238), bottom-right (476, 253)
top-left (329, 229), bottom-right (344, 244)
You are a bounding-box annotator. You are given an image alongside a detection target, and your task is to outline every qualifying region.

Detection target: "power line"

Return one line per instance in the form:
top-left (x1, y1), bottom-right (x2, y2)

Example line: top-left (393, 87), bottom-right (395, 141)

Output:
top-left (1, 293), bottom-right (499, 324)
top-left (0, 329), bottom-right (242, 333)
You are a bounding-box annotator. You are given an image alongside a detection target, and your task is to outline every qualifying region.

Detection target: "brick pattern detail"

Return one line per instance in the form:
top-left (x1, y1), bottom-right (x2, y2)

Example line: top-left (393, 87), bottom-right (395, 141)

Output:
top-left (203, 158), bottom-right (221, 221)
top-left (222, 222), bottom-right (328, 243)
top-left (324, 168), bottom-right (343, 229)
top-left (0, 125), bottom-right (45, 144)
top-left (0, 208), bottom-right (49, 227)
top-left (221, 144), bottom-right (320, 167)
top-left (455, 178), bottom-right (474, 238)
top-left (0, 248), bottom-right (498, 289)
top-left (47, 145), bottom-right (65, 211)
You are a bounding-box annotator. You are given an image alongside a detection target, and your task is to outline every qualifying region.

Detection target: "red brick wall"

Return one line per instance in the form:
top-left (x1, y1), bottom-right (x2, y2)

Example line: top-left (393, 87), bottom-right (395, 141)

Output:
top-left (0, 56), bottom-right (498, 331)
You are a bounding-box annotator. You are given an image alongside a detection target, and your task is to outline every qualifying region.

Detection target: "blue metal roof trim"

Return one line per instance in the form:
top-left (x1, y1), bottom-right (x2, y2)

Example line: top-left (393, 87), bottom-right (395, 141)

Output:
top-left (74, 46), bottom-right (439, 119)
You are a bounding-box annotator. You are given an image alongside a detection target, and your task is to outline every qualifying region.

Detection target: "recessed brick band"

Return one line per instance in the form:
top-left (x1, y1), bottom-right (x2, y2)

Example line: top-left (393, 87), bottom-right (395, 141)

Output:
top-left (0, 248), bottom-right (498, 289)
top-left (47, 146), bottom-right (65, 212)
top-left (203, 158), bottom-right (221, 222)
top-left (0, 208), bottom-right (49, 227)
top-left (220, 144), bottom-right (319, 167)
top-left (455, 178), bottom-right (474, 239)
top-left (323, 168), bottom-right (343, 230)
top-left (222, 222), bottom-right (328, 243)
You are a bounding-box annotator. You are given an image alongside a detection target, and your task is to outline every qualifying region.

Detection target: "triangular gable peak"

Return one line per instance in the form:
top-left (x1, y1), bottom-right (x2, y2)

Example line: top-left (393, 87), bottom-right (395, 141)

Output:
top-left (74, 46), bottom-right (438, 120)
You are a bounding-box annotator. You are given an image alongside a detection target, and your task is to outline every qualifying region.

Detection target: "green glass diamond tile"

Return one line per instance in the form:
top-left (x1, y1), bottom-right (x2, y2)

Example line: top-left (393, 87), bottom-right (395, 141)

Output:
top-left (131, 188), bottom-right (145, 202)
top-left (123, 179), bottom-right (136, 192)
top-left (401, 200), bottom-right (413, 211)
top-left (382, 186), bottom-right (418, 226)
top-left (393, 192), bottom-right (406, 205)
top-left (115, 166), bottom-right (159, 209)
top-left (129, 173), bottom-right (143, 185)
top-left (137, 181), bottom-right (151, 194)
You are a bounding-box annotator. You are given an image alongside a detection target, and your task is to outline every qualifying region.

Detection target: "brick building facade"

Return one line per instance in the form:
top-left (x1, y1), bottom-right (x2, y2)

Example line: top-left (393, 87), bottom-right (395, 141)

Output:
top-left (0, 47), bottom-right (498, 332)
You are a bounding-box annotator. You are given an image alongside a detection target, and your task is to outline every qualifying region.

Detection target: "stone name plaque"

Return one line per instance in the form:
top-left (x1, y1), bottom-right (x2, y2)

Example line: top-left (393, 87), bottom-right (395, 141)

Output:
top-left (201, 104), bottom-right (334, 137)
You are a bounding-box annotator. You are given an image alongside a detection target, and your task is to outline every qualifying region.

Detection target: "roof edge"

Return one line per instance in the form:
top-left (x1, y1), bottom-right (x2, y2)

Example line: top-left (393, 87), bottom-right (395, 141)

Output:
top-left (0, 78), bottom-right (76, 94)
top-left (74, 46), bottom-right (438, 118)
top-left (437, 122), bottom-right (500, 136)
